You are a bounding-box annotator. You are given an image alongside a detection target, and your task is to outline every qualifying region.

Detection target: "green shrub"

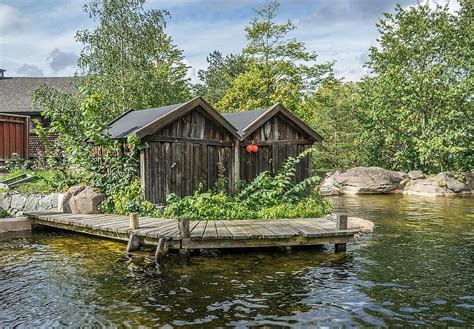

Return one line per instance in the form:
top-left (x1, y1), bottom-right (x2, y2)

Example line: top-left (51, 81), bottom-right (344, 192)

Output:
top-left (100, 179), bottom-right (159, 216)
top-left (164, 148), bottom-right (333, 220)
top-left (164, 189), bottom-right (254, 220)
top-left (256, 197), bottom-right (332, 219)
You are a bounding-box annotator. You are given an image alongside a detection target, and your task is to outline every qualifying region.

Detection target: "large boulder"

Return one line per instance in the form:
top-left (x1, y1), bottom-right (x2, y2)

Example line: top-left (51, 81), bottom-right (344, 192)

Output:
top-left (320, 167), bottom-right (407, 195)
top-left (67, 186), bottom-right (105, 214)
top-left (9, 193), bottom-right (27, 211)
top-left (434, 172), bottom-right (466, 193)
top-left (466, 172), bottom-right (474, 191)
top-left (61, 185), bottom-right (86, 213)
top-left (408, 170), bottom-right (425, 180)
top-left (404, 172), bottom-right (470, 196)
top-left (325, 214), bottom-right (375, 233)
top-left (347, 217), bottom-right (375, 233)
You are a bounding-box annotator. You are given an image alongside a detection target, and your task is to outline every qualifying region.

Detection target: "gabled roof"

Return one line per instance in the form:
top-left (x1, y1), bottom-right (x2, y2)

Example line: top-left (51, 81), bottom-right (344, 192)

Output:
top-left (223, 103), bottom-right (323, 141)
top-left (222, 109), bottom-right (267, 135)
top-left (107, 96), bottom-right (240, 139)
top-left (0, 77), bottom-right (78, 114)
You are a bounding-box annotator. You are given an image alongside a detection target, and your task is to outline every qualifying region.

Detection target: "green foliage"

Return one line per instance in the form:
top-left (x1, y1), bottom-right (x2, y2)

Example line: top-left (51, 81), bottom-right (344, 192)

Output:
top-left (164, 189), bottom-right (254, 220)
top-left (4, 155), bottom-right (32, 171)
top-left (0, 208), bottom-right (8, 219)
top-left (214, 0), bottom-right (333, 114)
top-left (359, 1), bottom-right (473, 173)
top-left (303, 79), bottom-right (368, 170)
top-left (164, 148), bottom-right (333, 220)
top-left (257, 198), bottom-right (332, 219)
top-left (193, 51), bottom-right (248, 106)
top-left (76, 0), bottom-right (190, 117)
top-left (103, 179), bottom-right (159, 216)
top-left (2, 169), bottom-right (84, 195)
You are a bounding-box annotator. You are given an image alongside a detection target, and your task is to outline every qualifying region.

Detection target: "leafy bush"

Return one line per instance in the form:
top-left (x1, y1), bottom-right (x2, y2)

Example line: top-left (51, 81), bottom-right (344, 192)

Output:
top-left (101, 179), bottom-right (159, 216)
top-left (4, 157), bottom-right (32, 171)
top-left (165, 188), bottom-right (254, 220)
top-left (164, 148), bottom-right (333, 220)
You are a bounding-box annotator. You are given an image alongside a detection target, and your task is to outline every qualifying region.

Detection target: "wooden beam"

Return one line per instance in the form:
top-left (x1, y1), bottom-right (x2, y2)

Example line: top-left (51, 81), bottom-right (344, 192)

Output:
top-left (154, 237), bottom-right (169, 260)
top-left (129, 213), bottom-right (139, 230)
top-left (126, 233), bottom-right (140, 252)
top-left (335, 213), bottom-right (348, 252)
top-left (178, 218), bottom-right (190, 238)
top-left (140, 149), bottom-right (147, 199)
top-left (233, 140), bottom-right (240, 192)
top-left (182, 234), bottom-right (351, 249)
top-left (178, 218), bottom-right (191, 257)
top-left (145, 135), bottom-right (233, 146)
top-left (240, 139), bottom-right (315, 146)
top-left (336, 213), bottom-right (348, 230)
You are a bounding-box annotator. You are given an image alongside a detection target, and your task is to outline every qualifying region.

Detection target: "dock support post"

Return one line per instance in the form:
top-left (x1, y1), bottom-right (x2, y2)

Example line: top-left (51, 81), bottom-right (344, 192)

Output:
top-left (178, 218), bottom-right (191, 257)
top-left (154, 238), bottom-right (169, 261)
top-left (126, 233), bottom-right (141, 252)
top-left (129, 212), bottom-right (139, 230)
top-left (335, 213), bottom-right (348, 252)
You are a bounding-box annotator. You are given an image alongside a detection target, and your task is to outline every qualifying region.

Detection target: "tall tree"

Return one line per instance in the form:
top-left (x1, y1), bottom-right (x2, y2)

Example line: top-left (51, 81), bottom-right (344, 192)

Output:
top-left (216, 0), bottom-right (333, 114)
top-left (303, 80), bottom-right (368, 170)
top-left (76, 0), bottom-right (190, 119)
top-left (360, 1), bottom-right (473, 173)
top-left (193, 51), bottom-right (247, 105)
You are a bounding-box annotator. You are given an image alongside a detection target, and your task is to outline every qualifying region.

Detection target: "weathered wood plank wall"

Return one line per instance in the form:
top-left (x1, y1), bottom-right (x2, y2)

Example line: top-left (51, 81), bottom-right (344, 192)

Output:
top-left (239, 112), bottom-right (313, 182)
top-left (142, 106), bottom-right (236, 204)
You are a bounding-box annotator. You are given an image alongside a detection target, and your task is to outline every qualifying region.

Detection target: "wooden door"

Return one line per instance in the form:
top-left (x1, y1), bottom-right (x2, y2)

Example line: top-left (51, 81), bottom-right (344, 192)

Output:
top-left (0, 114), bottom-right (29, 161)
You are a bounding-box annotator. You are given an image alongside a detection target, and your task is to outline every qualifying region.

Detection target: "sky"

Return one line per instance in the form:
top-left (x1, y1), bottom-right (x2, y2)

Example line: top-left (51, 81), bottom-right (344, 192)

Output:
top-left (0, 0), bottom-right (460, 83)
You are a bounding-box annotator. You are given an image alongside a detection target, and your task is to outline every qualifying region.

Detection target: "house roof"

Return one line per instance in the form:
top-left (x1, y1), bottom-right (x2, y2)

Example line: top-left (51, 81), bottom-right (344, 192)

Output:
top-left (106, 96), bottom-right (240, 139)
top-left (0, 77), bottom-right (78, 114)
top-left (223, 104), bottom-right (323, 141)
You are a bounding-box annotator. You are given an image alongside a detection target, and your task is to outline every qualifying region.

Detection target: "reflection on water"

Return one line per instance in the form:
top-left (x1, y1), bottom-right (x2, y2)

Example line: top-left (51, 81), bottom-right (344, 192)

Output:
top-left (0, 195), bottom-right (473, 327)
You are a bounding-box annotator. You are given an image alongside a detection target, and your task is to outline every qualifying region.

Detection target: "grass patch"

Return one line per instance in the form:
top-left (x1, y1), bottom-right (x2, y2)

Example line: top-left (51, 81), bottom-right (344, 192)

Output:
top-left (0, 169), bottom-right (85, 195)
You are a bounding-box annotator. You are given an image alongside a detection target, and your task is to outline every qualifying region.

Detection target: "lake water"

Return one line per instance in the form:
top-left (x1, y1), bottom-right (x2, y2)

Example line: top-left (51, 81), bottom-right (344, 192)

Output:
top-left (1, 195), bottom-right (473, 327)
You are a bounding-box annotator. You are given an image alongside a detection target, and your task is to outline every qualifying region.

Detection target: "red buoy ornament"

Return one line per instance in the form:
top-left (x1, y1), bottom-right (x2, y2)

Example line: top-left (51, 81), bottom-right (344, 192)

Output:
top-left (246, 144), bottom-right (259, 153)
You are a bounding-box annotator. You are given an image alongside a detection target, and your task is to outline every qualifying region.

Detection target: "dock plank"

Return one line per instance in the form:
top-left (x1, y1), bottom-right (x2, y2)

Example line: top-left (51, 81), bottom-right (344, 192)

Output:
top-left (224, 221), bottom-right (262, 239)
top-left (190, 221), bottom-right (207, 239)
top-left (202, 221), bottom-right (217, 239)
top-left (214, 221), bottom-right (233, 239)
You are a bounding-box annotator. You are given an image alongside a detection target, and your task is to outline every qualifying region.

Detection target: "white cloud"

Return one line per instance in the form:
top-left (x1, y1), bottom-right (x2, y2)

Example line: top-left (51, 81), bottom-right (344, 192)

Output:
top-left (0, 4), bottom-right (26, 34)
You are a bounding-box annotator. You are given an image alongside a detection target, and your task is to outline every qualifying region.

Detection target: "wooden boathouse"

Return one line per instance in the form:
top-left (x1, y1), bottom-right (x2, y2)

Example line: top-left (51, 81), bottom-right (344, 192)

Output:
top-left (223, 103), bottom-right (322, 182)
top-left (106, 97), bottom-right (322, 205)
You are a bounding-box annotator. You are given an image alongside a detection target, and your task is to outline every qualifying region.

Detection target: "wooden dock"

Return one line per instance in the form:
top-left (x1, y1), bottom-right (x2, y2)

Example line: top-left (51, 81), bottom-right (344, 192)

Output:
top-left (24, 212), bottom-right (355, 258)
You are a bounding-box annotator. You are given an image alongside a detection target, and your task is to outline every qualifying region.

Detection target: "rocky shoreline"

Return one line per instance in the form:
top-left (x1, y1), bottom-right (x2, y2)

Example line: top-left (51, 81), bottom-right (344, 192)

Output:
top-left (0, 192), bottom-right (61, 217)
top-left (320, 167), bottom-right (473, 196)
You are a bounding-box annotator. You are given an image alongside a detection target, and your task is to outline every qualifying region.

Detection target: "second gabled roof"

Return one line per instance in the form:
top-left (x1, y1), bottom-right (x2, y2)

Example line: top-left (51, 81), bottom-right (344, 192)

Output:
top-left (223, 104), bottom-right (323, 141)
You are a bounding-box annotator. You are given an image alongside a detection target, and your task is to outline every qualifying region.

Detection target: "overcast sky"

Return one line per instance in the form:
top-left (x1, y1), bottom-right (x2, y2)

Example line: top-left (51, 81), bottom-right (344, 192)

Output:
top-left (0, 0), bottom-right (459, 82)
